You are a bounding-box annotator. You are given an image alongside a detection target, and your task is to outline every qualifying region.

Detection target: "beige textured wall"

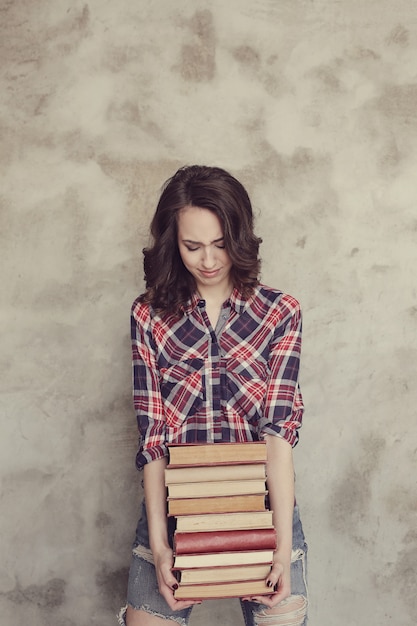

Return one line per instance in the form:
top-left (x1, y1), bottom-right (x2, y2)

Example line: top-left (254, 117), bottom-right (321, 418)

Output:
top-left (1, 1), bottom-right (416, 625)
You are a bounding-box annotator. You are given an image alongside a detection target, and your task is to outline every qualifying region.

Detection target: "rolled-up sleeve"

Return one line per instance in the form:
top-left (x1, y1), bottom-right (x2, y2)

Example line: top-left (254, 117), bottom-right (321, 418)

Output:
top-left (131, 300), bottom-right (167, 468)
top-left (258, 295), bottom-right (304, 447)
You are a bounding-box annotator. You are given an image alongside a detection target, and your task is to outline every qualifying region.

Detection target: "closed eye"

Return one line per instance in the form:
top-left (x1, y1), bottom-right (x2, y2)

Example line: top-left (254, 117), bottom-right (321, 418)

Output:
top-left (182, 238), bottom-right (225, 251)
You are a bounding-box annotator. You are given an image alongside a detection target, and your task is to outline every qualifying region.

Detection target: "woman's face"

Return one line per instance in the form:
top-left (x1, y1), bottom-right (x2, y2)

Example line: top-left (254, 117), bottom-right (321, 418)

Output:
top-left (177, 205), bottom-right (233, 297)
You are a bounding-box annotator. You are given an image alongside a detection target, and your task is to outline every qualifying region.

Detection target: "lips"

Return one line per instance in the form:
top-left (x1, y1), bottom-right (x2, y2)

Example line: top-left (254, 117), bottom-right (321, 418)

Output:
top-left (200, 269), bottom-right (220, 278)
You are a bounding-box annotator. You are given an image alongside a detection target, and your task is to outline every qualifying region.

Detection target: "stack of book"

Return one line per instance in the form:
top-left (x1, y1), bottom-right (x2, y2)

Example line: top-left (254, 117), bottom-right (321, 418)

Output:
top-left (165, 441), bottom-right (276, 600)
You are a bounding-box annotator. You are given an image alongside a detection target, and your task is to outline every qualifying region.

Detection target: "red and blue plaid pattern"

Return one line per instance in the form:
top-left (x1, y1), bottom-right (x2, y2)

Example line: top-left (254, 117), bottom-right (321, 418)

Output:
top-left (131, 285), bottom-right (304, 468)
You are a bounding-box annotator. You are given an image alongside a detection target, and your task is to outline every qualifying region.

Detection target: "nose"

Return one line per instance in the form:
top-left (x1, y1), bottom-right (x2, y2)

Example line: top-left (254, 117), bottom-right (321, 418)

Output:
top-left (201, 246), bottom-right (216, 268)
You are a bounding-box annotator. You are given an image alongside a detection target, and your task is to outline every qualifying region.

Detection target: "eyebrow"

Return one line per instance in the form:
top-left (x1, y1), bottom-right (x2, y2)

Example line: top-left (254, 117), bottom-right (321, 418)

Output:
top-left (182, 237), bottom-right (225, 245)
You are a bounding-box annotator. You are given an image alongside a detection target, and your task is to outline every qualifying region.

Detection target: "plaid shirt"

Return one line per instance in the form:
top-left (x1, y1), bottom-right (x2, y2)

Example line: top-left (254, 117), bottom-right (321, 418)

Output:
top-left (131, 284), bottom-right (304, 468)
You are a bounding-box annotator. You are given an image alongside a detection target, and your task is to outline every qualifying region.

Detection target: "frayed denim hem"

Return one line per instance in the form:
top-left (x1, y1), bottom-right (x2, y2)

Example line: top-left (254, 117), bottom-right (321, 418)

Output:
top-left (117, 605), bottom-right (127, 625)
top-left (117, 603), bottom-right (190, 626)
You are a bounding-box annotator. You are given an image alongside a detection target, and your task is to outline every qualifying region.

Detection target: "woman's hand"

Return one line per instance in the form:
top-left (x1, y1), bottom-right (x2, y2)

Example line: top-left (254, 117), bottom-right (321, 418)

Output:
top-left (242, 434), bottom-right (294, 608)
top-left (242, 552), bottom-right (291, 607)
top-left (144, 460), bottom-right (201, 611)
top-left (153, 546), bottom-right (201, 611)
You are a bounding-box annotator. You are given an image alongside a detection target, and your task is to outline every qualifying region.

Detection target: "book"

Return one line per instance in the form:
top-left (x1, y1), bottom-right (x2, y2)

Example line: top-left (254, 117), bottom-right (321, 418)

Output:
top-left (174, 528), bottom-right (277, 555)
top-left (174, 579), bottom-right (271, 600)
top-left (173, 549), bottom-right (274, 569)
top-left (167, 441), bottom-right (267, 467)
top-left (175, 510), bottom-right (274, 532)
top-left (165, 439), bottom-right (274, 601)
top-left (176, 563), bottom-right (272, 585)
top-left (167, 478), bottom-right (267, 499)
top-left (165, 462), bottom-right (266, 484)
top-left (168, 493), bottom-right (267, 516)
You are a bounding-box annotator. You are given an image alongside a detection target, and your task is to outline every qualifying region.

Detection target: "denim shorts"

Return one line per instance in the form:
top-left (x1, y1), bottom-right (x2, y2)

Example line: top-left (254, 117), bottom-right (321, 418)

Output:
top-left (118, 501), bottom-right (308, 626)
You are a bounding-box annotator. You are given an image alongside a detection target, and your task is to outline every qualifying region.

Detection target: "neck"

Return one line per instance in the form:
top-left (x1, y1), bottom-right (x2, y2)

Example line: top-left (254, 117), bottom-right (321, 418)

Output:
top-left (197, 282), bottom-right (233, 305)
top-left (198, 284), bottom-right (233, 329)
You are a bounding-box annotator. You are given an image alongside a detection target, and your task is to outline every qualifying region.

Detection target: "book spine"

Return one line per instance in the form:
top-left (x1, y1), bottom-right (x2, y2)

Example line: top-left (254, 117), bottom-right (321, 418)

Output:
top-left (176, 563), bottom-right (272, 585)
top-left (174, 528), bottom-right (277, 555)
top-left (173, 549), bottom-right (275, 569)
top-left (165, 463), bottom-right (266, 484)
top-left (174, 579), bottom-right (271, 600)
top-left (167, 479), bottom-right (266, 499)
top-left (167, 493), bottom-right (267, 516)
top-left (167, 441), bottom-right (267, 466)
top-left (175, 510), bottom-right (274, 532)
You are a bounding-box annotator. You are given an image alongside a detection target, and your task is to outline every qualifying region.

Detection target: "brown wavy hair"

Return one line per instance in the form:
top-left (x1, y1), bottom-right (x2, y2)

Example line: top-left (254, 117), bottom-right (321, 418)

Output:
top-left (139, 165), bottom-right (262, 316)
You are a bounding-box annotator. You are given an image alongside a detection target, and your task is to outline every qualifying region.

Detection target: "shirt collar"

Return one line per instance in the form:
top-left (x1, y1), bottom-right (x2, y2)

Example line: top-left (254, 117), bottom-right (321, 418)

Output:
top-left (228, 287), bottom-right (248, 314)
top-left (182, 287), bottom-right (248, 316)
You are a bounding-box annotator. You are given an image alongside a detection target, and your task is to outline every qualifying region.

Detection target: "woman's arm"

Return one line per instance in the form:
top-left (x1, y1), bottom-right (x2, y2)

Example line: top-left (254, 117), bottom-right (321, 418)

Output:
top-left (266, 434), bottom-right (295, 603)
top-left (245, 295), bottom-right (302, 605)
top-left (131, 302), bottom-right (168, 467)
top-left (245, 434), bottom-right (294, 606)
top-left (143, 459), bottom-right (200, 611)
top-left (258, 294), bottom-right (303, 446)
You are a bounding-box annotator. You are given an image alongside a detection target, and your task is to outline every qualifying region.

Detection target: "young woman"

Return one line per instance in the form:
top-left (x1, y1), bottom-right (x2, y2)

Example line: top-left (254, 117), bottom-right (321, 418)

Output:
top-left (119, 165), bottom-right (308, 626)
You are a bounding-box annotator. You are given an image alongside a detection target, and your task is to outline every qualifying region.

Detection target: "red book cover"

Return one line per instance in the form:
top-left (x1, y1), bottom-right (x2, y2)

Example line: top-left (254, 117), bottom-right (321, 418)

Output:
top-left (174, 528), bottom-right (277, 555)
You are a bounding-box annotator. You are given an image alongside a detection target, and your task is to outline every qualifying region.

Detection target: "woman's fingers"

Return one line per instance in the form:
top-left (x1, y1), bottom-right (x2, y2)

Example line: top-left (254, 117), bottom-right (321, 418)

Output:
top-left (265, 560), bottom-right (284, 589)
top-left (156, 553), bottom-right (201, 610)
top-left (242, 560), bottom-right (291, 607)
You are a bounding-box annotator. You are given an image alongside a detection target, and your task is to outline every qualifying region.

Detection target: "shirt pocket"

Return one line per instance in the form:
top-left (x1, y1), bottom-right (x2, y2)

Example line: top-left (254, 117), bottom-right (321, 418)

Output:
top-left (225, 357), bottom-right (269, 422)
top-left (160, 359), bottom-right (204, 428)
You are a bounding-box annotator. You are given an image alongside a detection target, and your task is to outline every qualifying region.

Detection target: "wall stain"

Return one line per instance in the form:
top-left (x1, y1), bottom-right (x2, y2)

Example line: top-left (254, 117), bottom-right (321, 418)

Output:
top-left (329, 436), bottom-right (386, 543)
top-left (262, 54), bottom-right (285, 97)
top-left (104, 45), bottom-right (143, 73)
top-left (0, 4), bottom-right (42, 66)
top-left (73, 4), bottom-right (90, 31)
top-left (34, 93), bottom-right (50, 117)
top-left (384, 485), bottom-right (417, 518)
top-left (95, 512), bottom-right (112, 529)
top-left (45, 4), bottom-right (91, 56)
top-left (2, 469), bottom-right (58, 501)
top-left (96, 565), bottom-right (129, 611)
top-left (373, 530), bottom-right (417, 618)
top-left (267, 54), bottom-right (279, 66)
top-left (386, 24), bottom-right (409, 47)
top-left (409, 305), bottom-right (417, 318)
top-left (349, 46), bottom-right (379, 61)
top-left (232, 45), bottom-right (261, 71)
top-left (241, 140), bottom-right (332, 196)
top-left (225, 44), bottom-right (284, 97)
top-left (309, 64), bottom-right (341, 92)
top-left (291, 147), bottom-right (316, 169)
top-left (108, 99), bottom-right (142, 125)
top-left (178, 10), bottom-right (215, 82)
top-left (5, 578), bottom-right (66, 608)
top-left (393, 539), bottom-right (417, 617)
top-left (63, 129), bottom-right (95, 163)
top-left (379, 138), bottom-right (402, 172)
top-left (371, 264), bottom-right (391, 274)
top-left (377, 84), bottom-right (417, 120)
top-left (0, 0), bottom-right (13, 14)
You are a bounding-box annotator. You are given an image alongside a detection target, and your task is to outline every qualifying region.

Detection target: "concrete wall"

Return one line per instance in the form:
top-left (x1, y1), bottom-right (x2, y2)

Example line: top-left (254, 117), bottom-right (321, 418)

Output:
top-left (1, 1), bottom-right (416, 624)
